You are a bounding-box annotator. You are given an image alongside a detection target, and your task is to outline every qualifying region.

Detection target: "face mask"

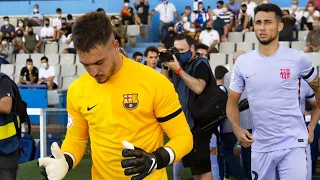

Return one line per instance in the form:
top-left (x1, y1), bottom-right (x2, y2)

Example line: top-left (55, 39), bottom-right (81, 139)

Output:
top-left (212, 16), bottom-right (217, 21)
top-left (17, 33), bottom-right (23, 37)
top-left (163, 0), bottom-right (168, 4)
top-left (45, 23), bottom-right (50, 27)
top-left (114, 24), bottom-right (120, 27)
top-left (217, 5), bottom-right (221, 9)
top-left (182, 16), bottom-right (188, 22)
top-left (206, 27), bottom-right (212, 31)
top-left (61, 23), bottom-right (66, 27)
top-left (168, 30), bottom-right (175, 34)
top-left (308, 7), bottom-right (314, 11)
top-left (33, 8), bottom-right (38, 13)
top-left (242, 10), bottom-right (246, 13)
top-left (28, 31), bottom-right (33, 35)
top-left (41, 63), bottom-right (47, 68)
top-left (189, 28), bottom-right (196, 33)
top-left (3, 21), bottom-right (8, 25)
top-left (124, 3), bottom-right (129, 7)
top-left (222, 7), bottom-right (227, 12)
top-left (27, 65), bottom-right (33, 69)
top-left (292, 5), bottom-right (298, 10)
top-left (18, 23), bottom-right (23, 27)
top-left (1, 41), bottom-right (7, 45)
top-left (179, 50), bottom-right (192, 64)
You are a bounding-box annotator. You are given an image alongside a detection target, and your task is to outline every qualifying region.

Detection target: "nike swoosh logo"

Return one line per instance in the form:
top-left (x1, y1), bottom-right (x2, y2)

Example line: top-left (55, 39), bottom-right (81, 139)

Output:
top-left (246, 73), bottom-right (256, 78)
top-left (87, 104), bottom-right (99, 111)
top-left (147, 158), bottom-right (156, 174)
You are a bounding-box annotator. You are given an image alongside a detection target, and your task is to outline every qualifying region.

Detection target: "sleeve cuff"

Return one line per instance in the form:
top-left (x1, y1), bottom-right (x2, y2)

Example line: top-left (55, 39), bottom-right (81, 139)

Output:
top-left (63, 152), bottom-right (75, 171)
top-left (164, 147), bottom-right (175, 165)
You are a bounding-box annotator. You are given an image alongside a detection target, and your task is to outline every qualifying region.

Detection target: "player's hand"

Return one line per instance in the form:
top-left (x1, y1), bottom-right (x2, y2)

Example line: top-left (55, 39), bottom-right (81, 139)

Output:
top-left (38, 142), bottom-right (69, 180)
top-left (307, 126), bottom-right (315, 144)
top-left (121, 141), bottom-right (157, 180)
top-left (234, 127), bottom-right (253, 148)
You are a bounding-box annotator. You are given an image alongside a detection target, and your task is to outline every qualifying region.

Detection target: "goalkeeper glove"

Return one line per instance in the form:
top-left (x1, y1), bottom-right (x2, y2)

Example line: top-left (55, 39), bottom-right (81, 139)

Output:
top-left (37, 142), bottom-right (73, 180)
top-left (121, 141), bottom-right (175, 180)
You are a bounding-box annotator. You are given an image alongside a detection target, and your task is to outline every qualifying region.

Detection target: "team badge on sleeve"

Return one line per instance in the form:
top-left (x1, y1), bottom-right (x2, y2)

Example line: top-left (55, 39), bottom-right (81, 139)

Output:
top-left (280, 68), bottom-right (291, 80)
top-left (67, 114), bottom-right (74, 128)
top-left (123, 94), bottom-right (139, 110)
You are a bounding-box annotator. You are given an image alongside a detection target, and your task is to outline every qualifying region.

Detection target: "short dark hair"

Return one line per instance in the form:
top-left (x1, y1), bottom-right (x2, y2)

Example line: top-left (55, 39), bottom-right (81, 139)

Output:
top-left (26, 58), bottom-right (33, 63)
top-left (174, 34), bottom-right (195, 47)
top-left (254, 4), bottom-right (283, 22)
top-left (67, 14), bottom-right (73, 20)
top-left (61, 17), bottom-right (67, 21)
top-left (73, 12), bottom-right (114, 53)
top-left (185, 6), bottom-right (191, 10)
top-left (217, 1), bottom-right (224, 5)
top-left (41, 56), bottom-right (48, 62)
top-left (144, 46), bottom-right (159, 57)
top-left (283, 10), bottom-right (290, 15)
top-left (168, 23), bottom-right (175, 28)
top-left (309, 1), bottom-right (314, 6)
top-left (56, 8), bottom-right (62, 13)
top-left (97, 8), bottom-right (105, 13)
top-left (133, 52), bottom-right (143, 59)
top-left (195, 43), bottom-right (209, 51)
top-left (241, 4), bottom-right (247, 8)
top-left (44, 18), bottom-right (50, 22)
top-left (3, 16), bottom-right (9, 20)
top-left (215, 65), bottom-right (228, 80)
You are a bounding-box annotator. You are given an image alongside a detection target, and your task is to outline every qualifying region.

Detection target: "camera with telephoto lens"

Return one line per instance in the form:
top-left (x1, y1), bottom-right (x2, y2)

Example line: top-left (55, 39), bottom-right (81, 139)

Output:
top-left (159, 47), bottom-right (180, 63)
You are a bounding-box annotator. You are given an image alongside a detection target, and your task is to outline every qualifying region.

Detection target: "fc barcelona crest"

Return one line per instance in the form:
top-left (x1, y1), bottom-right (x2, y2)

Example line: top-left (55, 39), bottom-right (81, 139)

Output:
top-left (123, 94), bottom-right (139, 110)
top-left (280, 68), bottom-right (290, 80)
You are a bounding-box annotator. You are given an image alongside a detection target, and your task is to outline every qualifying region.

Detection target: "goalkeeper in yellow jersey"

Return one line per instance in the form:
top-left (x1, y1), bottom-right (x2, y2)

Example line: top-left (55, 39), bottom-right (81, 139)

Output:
top-left (37, 12), bottom-right (193, 180)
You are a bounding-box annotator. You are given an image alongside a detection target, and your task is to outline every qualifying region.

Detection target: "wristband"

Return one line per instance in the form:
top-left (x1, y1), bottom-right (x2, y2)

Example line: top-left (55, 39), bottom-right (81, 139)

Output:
top-left (175, 67), bottom-right (182, 75)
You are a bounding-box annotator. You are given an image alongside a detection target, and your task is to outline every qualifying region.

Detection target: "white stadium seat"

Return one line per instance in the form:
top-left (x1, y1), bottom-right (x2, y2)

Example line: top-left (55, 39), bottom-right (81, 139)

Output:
top-left (62, 77), bottom-right (78, 89)
top-left (61, 65), bottom-right (76, 77)
top-left (77, 65), bottom-right (86, 76)
top-left (45, 54), bottom-right (60, 64)
top-left (236, 42), bottom-right (253, 52)
top-left (307, 53), bottom-right (320, 68)
top-left (45, 43), bottom-right (58, 54)
top-left (227, 53), bottom-right (234, 71)
top-left (54, 64), bottom-right (61, 76)
top-left (279, 41), bottom-right (290, 48)
top-left (219, 42), bottom-right (235, 54)
top-left (209, 53), bottom-right (227, 70)
top-left (15, 65), bottom-right (24, 76)
top-left (58, 44), bottom-right (70, 53)
top-left (30, 54), bottom-right (44, 66)
top-left (75, 55), bottom-right (81, 64)
top-left (15, 54), bottom-right (30, 65)
top-left (60, 54), bottom-right (75, 65)
top-left (228, 32), bottom-right (243, 42)
top-left (244, 32), bottom-right (258, 42)
top-left (291, 41), bottom-right (306, 51)
top-left (127, 25), bottom-right (140, 36)
top-left (0, 64), bottom-right (15, 76)
top-left (298, 31), bottom-right (309, 41)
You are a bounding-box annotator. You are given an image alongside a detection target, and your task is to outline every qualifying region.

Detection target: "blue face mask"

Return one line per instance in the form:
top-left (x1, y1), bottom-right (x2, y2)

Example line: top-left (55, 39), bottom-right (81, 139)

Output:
top-left (179, 50), bottom-right (192, 65)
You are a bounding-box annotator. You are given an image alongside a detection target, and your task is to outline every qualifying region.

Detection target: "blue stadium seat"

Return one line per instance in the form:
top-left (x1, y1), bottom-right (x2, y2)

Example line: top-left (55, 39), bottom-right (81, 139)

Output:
top-left (19, 133), bottom-right (35, 164)
top-left (34, 133), bottom-right (62, 159)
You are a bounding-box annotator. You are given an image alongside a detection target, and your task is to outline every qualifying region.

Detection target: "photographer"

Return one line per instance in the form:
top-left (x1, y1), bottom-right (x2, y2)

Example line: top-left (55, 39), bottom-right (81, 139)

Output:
top-left (162, 34), bottom-right (214, 180)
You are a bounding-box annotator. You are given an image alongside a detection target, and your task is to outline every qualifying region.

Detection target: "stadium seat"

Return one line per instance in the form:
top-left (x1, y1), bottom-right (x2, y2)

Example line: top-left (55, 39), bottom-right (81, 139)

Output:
top-left (236, 42), bottom-right (253, 52)
top-left (33, 27), bottom-right (42, 35)
top-left (54, 64), bottom-right (61, 76)
top-left (77, 65), bottom-right (86, 76)
top-left (209, 53), bottom-right (227, 70)
top-left (291, 41), bottom-right (306, 51)
top-left (30, 54), bottom-right (44, 66)
top-left (75, 55), bottom-right (81, 64)
top-left (61, 65), bottom-right (76, 77)
top-left (45, 54), bottom-right (60, 64)
top-left (34, 133), bottom-right (62, 159)
top-left (0, 64), bottom-right (15, 76)
top-left (227, 53), bottom-right (234, 70)
top-left (279, 41), bottom-right (290, 48)
top-left (219, 42), bottom-right (235, 54)
top-left (307, 53), bottom-right (320, 68)
top-left (45, 43), bottom-right (58, 54)
top-left (15, 65), bottom-right (23, 76)
top-left (16, 54), bottom-right (30, 65)
top-left (244, 32), bottom-right (258, 42)
top-left (60, 54), bottom-right (75, 65)
top-left (19, 133), bottom-right (35, 164)
top-left (127, 25), bottom-right (140, 36)
top-left (228, 32), bottom-right (243, 42)
top-left (62, 77), bottom-right (78, 89)
top-left (298, 31), bottom-right (309, 41)
top-left (58, 44), bottom-right (70, 53)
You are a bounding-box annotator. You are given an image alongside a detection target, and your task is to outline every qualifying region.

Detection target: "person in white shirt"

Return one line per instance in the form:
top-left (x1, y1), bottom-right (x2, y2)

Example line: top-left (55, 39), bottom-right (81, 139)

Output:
top-left (29, 4), bottom-right (43, 26)
top-left (243, 0), bottom-right (257, 20)
top-left (213, 0), bottom-right (224, 17)
top-left (144, 46), bottom-right (161, 72)
top-left (37, 56), bottom-right (58, 90)
top-left (289, 0), bottom-right (305, 37)
top-left (61, 33), bottom-right (76, 54)
top-left (175, 13), bottom-right (191, 34)
top-left (151, 0), bottom-right (178, 41)
top-left (199, 20), bottom-right (220, 53)
top-left (302, 1), bottom-right (320, 30)
top-left (40, 18), bottom-right (54, 43)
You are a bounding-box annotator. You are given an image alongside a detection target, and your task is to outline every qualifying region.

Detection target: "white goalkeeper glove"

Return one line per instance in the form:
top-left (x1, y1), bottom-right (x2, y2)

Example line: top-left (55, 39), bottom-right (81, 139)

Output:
top-left (37, 142), bottom-right (70, 180)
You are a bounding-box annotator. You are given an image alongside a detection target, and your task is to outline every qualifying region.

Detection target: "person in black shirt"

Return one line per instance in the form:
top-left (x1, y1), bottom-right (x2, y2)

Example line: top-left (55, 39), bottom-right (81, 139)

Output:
top-left (161, 23), bottom-right (177, 49)
top-left (133, 0), bottom-right (150, 25)
top-left (161, 34), bottom-right (214, 180)
top-left (279, 10), bottom-right (296, 42)
top-left (19, 58), bottom-right (38, 84)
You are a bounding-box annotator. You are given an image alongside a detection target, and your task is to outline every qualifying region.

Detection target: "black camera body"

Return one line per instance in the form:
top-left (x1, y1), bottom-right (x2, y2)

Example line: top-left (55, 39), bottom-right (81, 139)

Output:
top-left (159, 47), bottom-right (180, 63)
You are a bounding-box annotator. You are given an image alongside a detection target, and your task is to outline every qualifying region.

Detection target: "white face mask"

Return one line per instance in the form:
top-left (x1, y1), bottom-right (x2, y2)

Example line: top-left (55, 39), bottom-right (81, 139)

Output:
top-left (33, 8), bottom-right (38, 13)
top-left (1, 41), bottom-right (7, 45)
top-left (308, 6), bottom-right (314, 11)
top-left (189, 28), bottom-right (196, 33)
top-left (182, 16), bottom-right (188, 22)
top-left (27, 65), bottom-right (33, 69)
top-left (3, 21), bottom-right (8, 25)
top-left (222, 7), bottom-right (227, 12)
top-left (292, 5), bottom-right (298, 10)
top-left (212, 16), bottom-right (217, 21)
top-left (124, 2), bottom-right (129, 7)
top-left (18, 23), bottom-right (23, 27)
top-left (41, 63), bottom-right (47, 68)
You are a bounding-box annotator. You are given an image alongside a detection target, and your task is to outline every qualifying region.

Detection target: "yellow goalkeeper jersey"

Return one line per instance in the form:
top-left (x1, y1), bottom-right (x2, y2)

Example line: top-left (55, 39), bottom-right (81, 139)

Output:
top-left (61, 56), bottom-right (193, 180)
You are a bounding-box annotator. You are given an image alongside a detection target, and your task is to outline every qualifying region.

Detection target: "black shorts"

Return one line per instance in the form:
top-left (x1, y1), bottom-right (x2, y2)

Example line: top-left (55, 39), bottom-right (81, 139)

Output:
top-left (65, 48), bottom-right (76, 54)
top-left (182, 126), bottom-right (212, 175)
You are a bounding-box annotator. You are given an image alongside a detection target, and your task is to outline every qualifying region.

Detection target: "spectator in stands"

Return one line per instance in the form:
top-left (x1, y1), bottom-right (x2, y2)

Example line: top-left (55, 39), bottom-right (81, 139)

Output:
top-left (22, 27), bottom-right (42, 54)
top-left (279, 10), bottom-right (296, 42)
top-left (193, 2), bottom-right (209, 28)
top-left (0, 16), bottom-right (15, 42)
top-left (203, 11), bottom-right (228, 42)
top-left (161, 23), bottom-right (177, 49)
top-left (234, 4), bottom-right (250, 32)
top-left (53, 8), bottom-right (63, 30)
top-left (15, 19), bottom-right (27, 35)
top-left (12, 29), bottom-right (25, 54)
top-left (157, 44), bottom-right (166, 52)
top-left (40, 18), bottom-right (54, 43)
top-left (175, 13), bottom-right (191, 34)
top-left (184, 6), bottom-right (192, 21)
top-left (244, 0), bottom-right (257, 20)
top-left (228, 0), bottom-right (241, 16)
top-left (28, 4), bottom-right (43, 26)
top-left (304, 20), bottom-right (320, 52)
top-left (289, 0), bottom-right (304, 38)
top-left (133, 0), bottom-right (149, 25)
top-left (67, 14), bottom-right (75, 28)
top-left (199, 20), bottom-right (220, 53)
top-left (151, 0), bottom-right (178, 41)
top-left (19, 58), bottom-right (39, 84)
top-left (0, 38), bottom-right (13, 64)
top-left (37, 56), bottom-right (58, 90)
top-left (302, 1), bottom-right (320, 30)
top-left (62, 34), bottom-right (76, 54)
top-left (55, 17), bottom-right (72, 44)
top-left (306, 0), bottom-right (320, 11)
top-left (144, 46), bottom-right (161, 72)
top-left (121, 0), bottom-right (134, 25)
top-left (195, 43), bottom-right (209, 60)
top-left (132, 52), bottom-right (143, 63)
top-left (219, 4), bottom-right (234, 31)
top-left (213, 1), bottom-right (224, 16)
top-left (113, 18), bottom-right (126, 49)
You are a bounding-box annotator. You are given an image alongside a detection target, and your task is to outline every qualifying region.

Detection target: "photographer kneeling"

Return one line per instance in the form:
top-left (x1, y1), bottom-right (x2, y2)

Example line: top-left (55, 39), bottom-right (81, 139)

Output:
top-left (161, 34), bottom-right (214, 180)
